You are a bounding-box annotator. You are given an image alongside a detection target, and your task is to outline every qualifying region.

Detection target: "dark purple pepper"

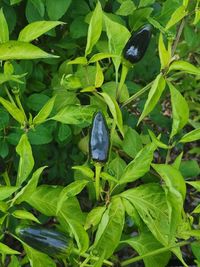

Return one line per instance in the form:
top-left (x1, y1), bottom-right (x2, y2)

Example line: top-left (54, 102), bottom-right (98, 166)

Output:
top-left (16, 225), bottom-right (72, 257)
top-left (123, 24), bottom-right (152, 64)
top-left (89, 111), bottom-right (109, 163)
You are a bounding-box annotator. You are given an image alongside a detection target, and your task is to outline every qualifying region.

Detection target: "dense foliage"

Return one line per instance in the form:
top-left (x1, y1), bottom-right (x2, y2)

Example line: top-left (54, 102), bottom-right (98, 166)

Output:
top-left (0, 0), bottom-right (200, 266)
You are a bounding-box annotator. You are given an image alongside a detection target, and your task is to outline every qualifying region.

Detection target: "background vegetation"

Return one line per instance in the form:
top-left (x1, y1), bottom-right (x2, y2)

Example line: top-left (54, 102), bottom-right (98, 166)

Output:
top-left (0, 0), bottom-right (200, 266)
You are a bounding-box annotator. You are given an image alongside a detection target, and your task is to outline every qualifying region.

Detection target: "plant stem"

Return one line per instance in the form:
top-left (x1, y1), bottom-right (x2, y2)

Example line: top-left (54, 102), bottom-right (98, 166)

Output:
top-left (94, 163), bottom-right (102, 201)
top-left (116, 64), bottom-right (129, 101)
top-left (73, 248), bottom-right (113, 266)
top-left (171, 18), bottom-right (185, 56)
top-left (121, 81), bottom-right (153, 108)
top-left (121, 240), bottom-right (190, 266)
top-left (4, 85), bottom-right (16, 106)
top-left (2, 171), bottom-right (10, 186)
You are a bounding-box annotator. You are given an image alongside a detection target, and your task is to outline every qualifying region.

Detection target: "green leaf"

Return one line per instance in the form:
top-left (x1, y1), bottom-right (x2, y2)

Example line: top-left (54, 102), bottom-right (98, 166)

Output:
top-left (122, 232), bottom-right (170, 267)
top-left (8, 255), bottom-right (20, 267)
top-left (168, 60), bottom-right (200, 75)
top-left (85, 1), bottom-right (102, 56)
top-left (24, 244), bottom-right (56, 267)
top-left (172, 152), bottom-right (183, 170)
top-left (72, 166), bottom-right (94, 179)
top-left (0, 41), bottom-right (58, 60)
top-left (26, 185), bottom-right (85, 224)
top-left (51, 105), bottom-right (96, 125)
top-left (116, 0), bottom-right (136, 16)
top-left (158, 33), bottom-right (171, 69)
top-left (138, 74), bottom-right (166, 125)
top-left (193, 8), bottom-right (200, 25)
top-left (58, 214), bottom-right (89, 253)
top-left (46, 0), bottom-right (71, 20)
top-left (101, 172), bottom-right (118, 183)
top-left (85, 206), bottom-right (106, 230)
top-left (0, 97), bottom-right (25, 124)
top-left (152, 164), bottom-right (186, 240)
top-left (0, 243), bottom-right (20, 255)
top-left (92, 197), bottom-right (125, 259)
top-left (100, 92), bottom-right (124, 136)
top-left (57, 124), bottom-right (71, 143)
top-left (95, 62), bottom-right (104, 88)
top-left (180, 160), bottom-right (200, 178)
top-left (168, 81), bottom-right (189, 138)
top-left (165, 5), bottom-right (187, 30)
top-left (148, 130), bottom-right (169, 149)
top-left (57, 179), bottom-right (89, 214)
top-left (12, 166), bottom-right (46, 205)
top-left (139, 0), bottom-right (155, 7)
top-left (12, 210), bottom-right (40, 224)
top-left (33, 96), bottom-right (56, 125)
top-left (108, 156), bottom-right (127, 181)
top-left (122, 127), bottom-right (143, 158)
top-left (0, 9), bottom-right (9, 43)
top-left (179, 128), bottom-right (200, 143)
top-left (89, 53), bottom-right (118, 63)
top-left (67, 57), bottom-right (87, 65)
top-left (30, 0), bottom-right (45, 16)
top-left (104, 14), bottom-right (130, 71)
top-left (28, 125), bottom-right (53, 145)
top-left (186, 181), bottom-right (200, 192)
top-left (119, 143), bottom-right (156, 185)
top-left (18, 21), bottom-right (63, 42)
top-left (16, 134), bottom-right (34, 186)
top-left (121, 183), bottom-right (170, 246)
top-left (0, 186), bottom-right (18, 201)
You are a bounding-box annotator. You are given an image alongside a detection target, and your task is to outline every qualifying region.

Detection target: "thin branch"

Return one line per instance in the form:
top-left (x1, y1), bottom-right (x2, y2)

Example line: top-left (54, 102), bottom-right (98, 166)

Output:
top-left (172, 18), bottom-right (186, 56)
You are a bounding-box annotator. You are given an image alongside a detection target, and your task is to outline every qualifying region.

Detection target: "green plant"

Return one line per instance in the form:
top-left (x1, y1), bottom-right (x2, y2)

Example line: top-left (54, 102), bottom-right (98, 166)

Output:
top-left (0, 0), bottom-right (200, 267)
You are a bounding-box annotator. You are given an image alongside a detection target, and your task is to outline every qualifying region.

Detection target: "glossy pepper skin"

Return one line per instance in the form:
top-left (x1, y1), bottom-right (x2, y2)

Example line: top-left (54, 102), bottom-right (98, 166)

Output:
top-left (123, 24), bottom-right (152, 64)
top-left (16, 225), bottom-right (72, 257)
top-left (89, 111), bottom-right (109, 163)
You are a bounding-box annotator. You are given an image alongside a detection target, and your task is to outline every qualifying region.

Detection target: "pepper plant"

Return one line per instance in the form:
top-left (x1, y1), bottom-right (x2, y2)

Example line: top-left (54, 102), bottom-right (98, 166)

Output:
top-left (0, 0), bottom-right (200, 266)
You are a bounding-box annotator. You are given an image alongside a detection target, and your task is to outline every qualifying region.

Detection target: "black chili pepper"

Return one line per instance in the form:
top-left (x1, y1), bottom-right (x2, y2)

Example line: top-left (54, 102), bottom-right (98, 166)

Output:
top-left (123, 24), bottom-right (152, 64)
top-left (89, 111), bottom-right (110, 163)
top-left (16, 225), bottom-right (73, 257)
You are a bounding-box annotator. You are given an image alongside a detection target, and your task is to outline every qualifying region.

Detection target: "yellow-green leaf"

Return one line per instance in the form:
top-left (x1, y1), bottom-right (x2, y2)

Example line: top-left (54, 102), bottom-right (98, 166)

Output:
top-left (168, 81), bottom-right (189, 138)
top-left (0, 9), bottom-right (9, 43)
top-left (16, 134), bottom-right (34, 186)
top-left (0, 96), bottom-right (25, 124)
top-left (0, 41), bottom-right (58, 60)
top-left (158, 33), bottom-right (171, 69)
top-left (138, 74), bottom-right (166, 125)
top-left (95, 62), bottom-right (104, 88)
top-left (18, 21), bottom-right (63, 42)
top-left (85, 1), bottom-right (102, 56)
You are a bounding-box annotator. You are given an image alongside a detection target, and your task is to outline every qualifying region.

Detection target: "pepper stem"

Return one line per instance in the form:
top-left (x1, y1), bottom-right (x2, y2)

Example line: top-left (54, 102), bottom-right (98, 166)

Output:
top-left (116, 63), bottom-right (129, 101)
top-left (94, 162), bottom-right (102, 201)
